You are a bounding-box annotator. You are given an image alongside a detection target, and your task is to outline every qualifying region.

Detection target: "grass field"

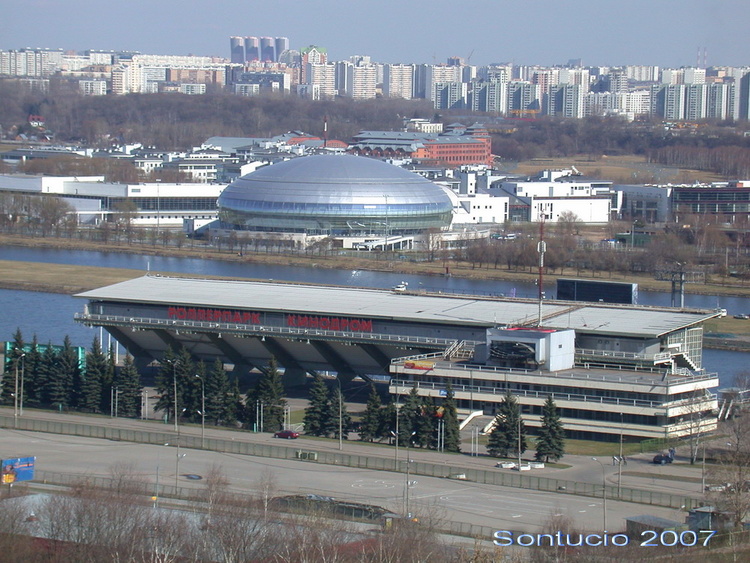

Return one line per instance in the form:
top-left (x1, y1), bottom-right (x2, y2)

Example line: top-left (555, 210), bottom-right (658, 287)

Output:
top-left (511, 154), bottom-right (724, 184)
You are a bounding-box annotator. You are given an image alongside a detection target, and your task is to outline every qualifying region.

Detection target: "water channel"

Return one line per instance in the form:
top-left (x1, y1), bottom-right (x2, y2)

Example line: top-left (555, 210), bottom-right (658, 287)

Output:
top-left (1, 246), bottom-right (748, 386)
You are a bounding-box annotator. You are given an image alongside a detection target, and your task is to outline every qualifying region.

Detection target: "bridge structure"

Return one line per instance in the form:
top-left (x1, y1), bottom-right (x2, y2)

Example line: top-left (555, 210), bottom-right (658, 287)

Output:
top-left (74, 275), bottom-right (717, 386)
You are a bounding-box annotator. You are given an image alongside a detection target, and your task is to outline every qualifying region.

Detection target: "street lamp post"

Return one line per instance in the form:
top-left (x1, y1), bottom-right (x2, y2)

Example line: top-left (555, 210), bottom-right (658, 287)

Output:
top-left (592, 457), bottom-right (608, 531)
top-left (164, 358), bottom-right (180, 433)
top-left (618, 413), bottom-right (624, 497)
top-left (404, 431), bottom-right (417, 518)
top-left (19, 353), bottom-right (25, 417)
top-left (13, 352), bottom-right (25, 428)
top-left (195, 374), bottom-right (205, 449)
top-left (337, 377), bottom-right (343, 451)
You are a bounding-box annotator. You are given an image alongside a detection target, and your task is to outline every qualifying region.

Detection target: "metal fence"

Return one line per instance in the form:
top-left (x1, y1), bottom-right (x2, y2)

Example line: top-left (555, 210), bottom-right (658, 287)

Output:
top-left (2, 415), bottom-right (701, 514)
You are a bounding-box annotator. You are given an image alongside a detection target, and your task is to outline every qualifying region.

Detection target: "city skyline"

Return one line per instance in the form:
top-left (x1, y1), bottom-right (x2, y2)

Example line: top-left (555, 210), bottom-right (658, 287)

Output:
top-left (4, 0), bottom-right (749, 68)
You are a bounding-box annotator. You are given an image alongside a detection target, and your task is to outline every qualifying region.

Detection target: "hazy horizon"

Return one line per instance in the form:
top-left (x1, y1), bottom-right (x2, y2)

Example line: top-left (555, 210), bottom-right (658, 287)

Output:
top-left (3, 0), bottom-right (749, 68)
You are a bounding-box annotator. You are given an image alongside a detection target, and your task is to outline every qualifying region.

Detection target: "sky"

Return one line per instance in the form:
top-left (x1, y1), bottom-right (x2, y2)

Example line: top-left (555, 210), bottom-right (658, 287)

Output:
top-left (3, 0), bottom-right (749, 68)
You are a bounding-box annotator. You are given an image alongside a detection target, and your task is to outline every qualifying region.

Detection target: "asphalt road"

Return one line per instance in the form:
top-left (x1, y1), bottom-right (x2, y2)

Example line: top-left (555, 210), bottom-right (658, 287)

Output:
top-left (3, 425), bottom-right (690, 537)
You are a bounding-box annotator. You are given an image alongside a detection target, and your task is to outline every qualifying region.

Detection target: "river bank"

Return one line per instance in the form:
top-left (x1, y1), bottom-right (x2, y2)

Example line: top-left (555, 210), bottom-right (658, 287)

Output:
top-left (3, 232), bottom-right (750, 298)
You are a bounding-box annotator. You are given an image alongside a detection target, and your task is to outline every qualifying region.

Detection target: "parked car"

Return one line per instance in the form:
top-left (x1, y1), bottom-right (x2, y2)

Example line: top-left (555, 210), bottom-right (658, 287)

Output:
top-left (274, 430), bottom-right (299, 439)
top-left (705, 483), bottom-right (733, 492)
top-left (652, 454), bottom-right (673, 465)
top-left (734, 314), bottom-right (750, 319)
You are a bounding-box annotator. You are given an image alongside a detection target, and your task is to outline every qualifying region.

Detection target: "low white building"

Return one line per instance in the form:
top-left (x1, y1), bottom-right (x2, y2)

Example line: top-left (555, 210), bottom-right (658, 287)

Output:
top-left (0, 174), bottom-right (223, 227)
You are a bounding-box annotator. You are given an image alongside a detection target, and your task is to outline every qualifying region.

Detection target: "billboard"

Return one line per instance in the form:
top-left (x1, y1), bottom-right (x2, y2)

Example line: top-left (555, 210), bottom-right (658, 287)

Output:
top-left (556, 278), bottom-right (638, 305)
top-left (1, 457), bottom-right (36, 484)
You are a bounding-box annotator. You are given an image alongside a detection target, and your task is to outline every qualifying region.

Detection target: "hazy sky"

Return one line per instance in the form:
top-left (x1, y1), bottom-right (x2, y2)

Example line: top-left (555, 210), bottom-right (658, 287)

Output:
top-left (3, 0), bottom-right (749, 67)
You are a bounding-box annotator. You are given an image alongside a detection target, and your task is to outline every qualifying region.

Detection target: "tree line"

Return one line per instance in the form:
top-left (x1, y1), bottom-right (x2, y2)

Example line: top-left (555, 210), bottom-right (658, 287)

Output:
top-left (3, 79), bottom-right (749, 169)
top-left (3, 328), bottom-right (565, 460)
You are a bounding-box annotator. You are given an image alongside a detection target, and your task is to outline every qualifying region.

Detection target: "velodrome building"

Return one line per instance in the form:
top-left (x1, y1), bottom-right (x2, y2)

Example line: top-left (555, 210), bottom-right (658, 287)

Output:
top-left (75, 275), bottom-right (719, 440)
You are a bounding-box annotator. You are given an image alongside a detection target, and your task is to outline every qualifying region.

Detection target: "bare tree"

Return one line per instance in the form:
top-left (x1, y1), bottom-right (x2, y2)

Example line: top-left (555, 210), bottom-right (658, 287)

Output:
top-left (706, 417), bottom-right (750, 528)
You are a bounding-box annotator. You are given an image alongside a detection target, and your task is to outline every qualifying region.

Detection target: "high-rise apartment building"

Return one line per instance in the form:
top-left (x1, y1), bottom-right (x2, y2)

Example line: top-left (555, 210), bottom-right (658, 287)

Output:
top-left (230, 37), bottom-right (245, 64)
top-left (345, 63), bottom-right (377, 99)
top-left (244, 37), bottom-right (259, 62)
top-left (426, 65), bottom-right (462, 102)
top-left (651, 84), bottom-right (686, 120)
top-left (706, 82), bottom-right (731, 120)
top-left (301, 45), bottom-right (327, 84)
top-left (470, 76), bottom-right (507, 114)
top-left (626, 65), bottom-right (659, 83)
top-left (307, 62), bottom-right (336, 98)
top-left (684, 67), bottom-right (706, 85)
top-left (432, 82), bottom-right (468, 109)
top-left (548, 84), bottom-right (584, 118)
top-left (684, 84), bottom-right (707, 120)
top-left (606, 69), bottom-right (629, 93)
top-left (383, 64), bottom-right (414, 99)
top-left (275, 37), bottom-right (289, 61)
top-left (260, 37), bottom-right (275, 62)
top-left (507, 81), bottom-right (542, 115)
top-left (0, 48), bottom-right (64, 77)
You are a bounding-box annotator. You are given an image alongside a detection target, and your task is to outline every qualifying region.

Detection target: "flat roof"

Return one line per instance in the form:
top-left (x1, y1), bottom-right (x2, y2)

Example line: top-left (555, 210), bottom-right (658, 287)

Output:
top-left (75, 275), bottom-right (714, 338)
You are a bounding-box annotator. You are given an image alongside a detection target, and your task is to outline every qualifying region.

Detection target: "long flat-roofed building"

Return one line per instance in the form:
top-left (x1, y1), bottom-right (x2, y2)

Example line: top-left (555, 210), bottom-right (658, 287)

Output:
top-left (75, 275), bottom-right (719, 439)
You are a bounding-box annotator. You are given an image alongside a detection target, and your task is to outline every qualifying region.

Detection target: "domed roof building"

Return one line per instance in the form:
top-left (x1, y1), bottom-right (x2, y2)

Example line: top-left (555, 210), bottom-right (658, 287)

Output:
top-left (218, 154), bottom-right (453, 235)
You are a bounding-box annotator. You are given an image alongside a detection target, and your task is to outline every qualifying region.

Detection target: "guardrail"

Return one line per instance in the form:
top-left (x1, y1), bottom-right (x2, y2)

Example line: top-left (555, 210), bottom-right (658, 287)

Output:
top-left (390, 379), bottom-right (672, 410)
top-left (75, 313), bottom-right (456, 348)
top-left (0, 414), bottom-right (701, 513)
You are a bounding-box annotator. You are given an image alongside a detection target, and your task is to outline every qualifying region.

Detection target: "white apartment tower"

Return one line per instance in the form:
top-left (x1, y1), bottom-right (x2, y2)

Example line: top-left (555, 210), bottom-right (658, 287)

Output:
top-left (345, 63), bottom-right (377, 99)
top-left (426, 65), bottom-right (462, 102)
top-left (307, 62), bottom-right (336, 99)
top-left (383, 64), bottom-right (414, 99)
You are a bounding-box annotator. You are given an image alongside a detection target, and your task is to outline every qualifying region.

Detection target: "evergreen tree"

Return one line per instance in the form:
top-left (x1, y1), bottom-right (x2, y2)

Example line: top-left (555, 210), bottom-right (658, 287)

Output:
top-left (535, 395), bottom-right (565, 463)
top-left (39, 344), bottom-right (59, 407)
top-left (487, 391), bottom-right (527, 458)
top-left (414, 396), bottom-right (435, 448)
top-left (253, 357), bottom-right (286, 432)
top-left (113, 355), bottom-right (142, 417)
top-left (380, 401), bottom-right (396, 443)
top-left (1, 328), bottom-right (25, 405)
top-left (80, 337), bottom-right (106, 412)
top-left (205, 358), bottom-right (231, 426)
top-left (24, 336), bottom-right (43, 408)
top-left (154, 347), bottom-right (194, 424)
top-left (359, 384), bottom-right (382, 442)
top-left (100, 344), bottom-right (116, 413)
top-left (439, 384), bottom-right (461, 453)
top-left (397, 386), bottom-right (422, 446)
top-left (330, 384), bottom-right (352, 440)
top-left (54, 336), bottom-right (80, 408)
top-left (303, 374), bottom-right (330, 436)
top-left (228, 379), bottom-right (245, 426)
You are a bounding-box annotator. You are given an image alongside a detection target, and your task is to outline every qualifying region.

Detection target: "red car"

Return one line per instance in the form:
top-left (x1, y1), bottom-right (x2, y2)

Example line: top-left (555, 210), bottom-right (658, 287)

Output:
top-left (274, 430), bottom-right (299, 439)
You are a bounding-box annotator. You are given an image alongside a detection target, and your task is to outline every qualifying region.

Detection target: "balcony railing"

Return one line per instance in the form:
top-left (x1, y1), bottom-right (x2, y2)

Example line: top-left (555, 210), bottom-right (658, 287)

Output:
top-left (390, 379), bottom-right (717, 411)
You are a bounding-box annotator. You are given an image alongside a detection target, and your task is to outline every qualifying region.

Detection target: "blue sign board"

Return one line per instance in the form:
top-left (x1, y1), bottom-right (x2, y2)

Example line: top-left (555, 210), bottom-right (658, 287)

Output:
top-left (1, 457), bottom-right (36, 484)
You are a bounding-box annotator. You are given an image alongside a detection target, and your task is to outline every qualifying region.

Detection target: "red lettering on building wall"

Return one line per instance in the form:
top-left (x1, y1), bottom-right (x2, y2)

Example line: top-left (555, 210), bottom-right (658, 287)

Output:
top-left (168, 307), bottom-right (261, 325)
top-left (286, 315), bottom-right (373, 332)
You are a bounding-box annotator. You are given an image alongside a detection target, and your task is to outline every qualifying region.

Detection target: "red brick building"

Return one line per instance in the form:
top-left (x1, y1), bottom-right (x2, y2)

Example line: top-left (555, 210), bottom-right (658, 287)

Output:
top-left (348, 123), bottom-right (493, 168)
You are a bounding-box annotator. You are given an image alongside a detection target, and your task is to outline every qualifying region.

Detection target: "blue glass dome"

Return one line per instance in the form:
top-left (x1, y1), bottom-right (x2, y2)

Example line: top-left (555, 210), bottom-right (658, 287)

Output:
top-left (218, 154), bottom-right (453, 234)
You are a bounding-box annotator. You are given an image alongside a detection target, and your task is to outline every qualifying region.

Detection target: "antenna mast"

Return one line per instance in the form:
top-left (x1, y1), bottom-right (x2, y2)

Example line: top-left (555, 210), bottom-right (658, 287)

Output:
top-left (537, 217), bottom-right (546, 326)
